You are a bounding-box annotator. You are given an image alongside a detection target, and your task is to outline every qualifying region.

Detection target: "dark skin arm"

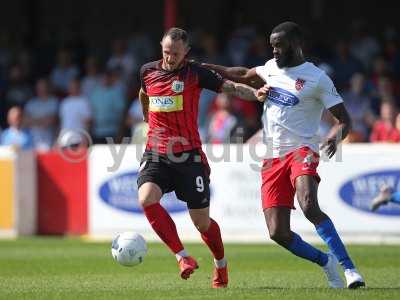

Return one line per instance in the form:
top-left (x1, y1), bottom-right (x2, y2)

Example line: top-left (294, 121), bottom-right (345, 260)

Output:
top-left (139, 88), bottom-right (149, 123)
top-left (321, 103), bottom-right (352, 158)
top-left (201, 63), bottom-right (265, 89)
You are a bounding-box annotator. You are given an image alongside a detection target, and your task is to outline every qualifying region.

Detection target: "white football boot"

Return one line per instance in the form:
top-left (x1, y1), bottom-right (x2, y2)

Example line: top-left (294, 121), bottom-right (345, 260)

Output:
top-left (322, 252), bottom-right (344, 288)
top-left (344, 268), bottom-right (365, 289)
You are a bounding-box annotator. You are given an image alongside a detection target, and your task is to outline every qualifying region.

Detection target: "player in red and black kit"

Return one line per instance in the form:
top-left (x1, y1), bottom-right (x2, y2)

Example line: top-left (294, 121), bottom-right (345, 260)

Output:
top-left (137, 27), bottom-right (265, 288)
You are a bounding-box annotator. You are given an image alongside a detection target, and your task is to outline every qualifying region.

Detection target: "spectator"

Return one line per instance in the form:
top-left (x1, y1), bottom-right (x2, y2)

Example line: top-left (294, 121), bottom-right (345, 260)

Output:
top-left (349, 21), bottom-right (380, 71)
top-left (126, 98), bottom-right (143, 135)
top-left (81, 56), bottom-right (102, 98)
top-left (0, 106), bottom-right (33, 150)
top-left (4, 64), bottom-right (33, 108)
top-left (396, 113), bottom-right (400, 133)
top-left (127, 30), bottom-right (156, 66)
top-left (50, 49), bottom-right (79, 96)
top-left (370, 101), bottom-right (400, 142)
top-left (225, 25), bottom-right (257, 66)
top-left (126, 98), bottom-right (148, 144)
top-left (199, 33), bottom-right (227, 65)
top-left (57, 79), bottom-right (91, 147)
top-left (244, 35), bottom-right (270, 68)
top-left (89, 69), bottom-right (126, 143)
top-left (330, 40), bottom-right (364, 91)
top-left (208, 93), bottom-right (237, 144)
top-left (15, 49), bottom-right (33, 81)
top-left (24, 79), bottom-right (59, 150)
top-left (370, 56), bottom-right (390, 86)
top-left (1, 64), bottom-right (33, 128)
top-left (230, 96), bottom-right (261, 142)
top-left (370, 76), bottom-right (399, 114)
top-left (342, 73), bottom-right (376, 142)
top-left (107, 39), bottom-right (137, 84)
top-left (198, 89), bottom-right (218, 142)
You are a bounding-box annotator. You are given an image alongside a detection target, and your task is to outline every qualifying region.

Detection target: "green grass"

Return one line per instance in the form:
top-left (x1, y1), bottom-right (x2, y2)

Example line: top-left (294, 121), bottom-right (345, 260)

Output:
top-left (0, 238), bottom-right (399, 300)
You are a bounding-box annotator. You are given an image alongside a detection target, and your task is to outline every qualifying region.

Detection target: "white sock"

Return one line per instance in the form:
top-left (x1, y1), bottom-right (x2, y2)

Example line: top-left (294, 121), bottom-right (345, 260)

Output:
top-left (175, 249), bottom-right (188, 261)
top-left (214, 258), bottom-right (227, 268)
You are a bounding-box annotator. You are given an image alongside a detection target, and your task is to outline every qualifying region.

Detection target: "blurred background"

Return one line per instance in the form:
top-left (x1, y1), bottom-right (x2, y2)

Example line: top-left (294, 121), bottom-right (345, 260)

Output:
top-left (1, 3), bottom-right (400, 297)
top-left (1, 0), bottom-right (400, 148)
top-left (0, 0), bottom-right (400, 239)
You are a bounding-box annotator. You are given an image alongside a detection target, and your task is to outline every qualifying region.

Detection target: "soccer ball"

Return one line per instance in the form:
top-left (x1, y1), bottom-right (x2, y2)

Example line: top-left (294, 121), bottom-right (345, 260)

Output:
top-left (111, 232), bottom-right (147, 267)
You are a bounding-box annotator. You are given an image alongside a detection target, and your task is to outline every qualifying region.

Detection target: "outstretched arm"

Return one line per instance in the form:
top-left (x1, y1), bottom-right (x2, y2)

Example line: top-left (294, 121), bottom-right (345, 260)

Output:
top-left (202, 63), bottom-right (265, 88)
top-left (221, 80), bottom-right (268, 102)
top-left (139, 88), bottom-right (149, 122)
top-left (321, 103), bottom-right (352, 158)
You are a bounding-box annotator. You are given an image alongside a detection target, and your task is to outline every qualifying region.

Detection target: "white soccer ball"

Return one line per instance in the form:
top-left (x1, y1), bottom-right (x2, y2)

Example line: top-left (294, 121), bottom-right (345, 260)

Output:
top-left (111, 232), bottom-right (147, 267)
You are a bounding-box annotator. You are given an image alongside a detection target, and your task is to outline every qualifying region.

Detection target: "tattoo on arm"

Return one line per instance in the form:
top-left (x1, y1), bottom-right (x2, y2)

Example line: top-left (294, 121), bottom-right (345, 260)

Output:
top-left (221, 81), bottom-right (258, 101)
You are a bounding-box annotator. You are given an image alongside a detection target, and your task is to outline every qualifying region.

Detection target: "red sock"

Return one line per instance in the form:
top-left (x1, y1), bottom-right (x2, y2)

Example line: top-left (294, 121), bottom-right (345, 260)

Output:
top-left (143, 203), bottom-right (184, 254)
top-left (200, 218), bottom-right (225, 260)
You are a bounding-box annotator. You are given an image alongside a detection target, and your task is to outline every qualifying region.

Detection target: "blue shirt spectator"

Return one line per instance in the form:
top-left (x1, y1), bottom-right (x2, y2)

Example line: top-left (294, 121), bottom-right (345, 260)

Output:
top-left (88, 71), bottom-right (126, 142)
top-left (24, 79), bottom-right (59, 150)
top-left (330, 40), bottom-right (364, 91)
top-left (0, 106), bottom-right (34, 150)
top-left (50, 49), bottom-right (79, 96)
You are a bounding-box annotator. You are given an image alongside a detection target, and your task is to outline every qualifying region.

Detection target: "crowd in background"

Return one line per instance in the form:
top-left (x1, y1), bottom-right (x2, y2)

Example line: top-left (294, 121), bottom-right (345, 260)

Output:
top-left (1, 20), bottom-right (400, 151)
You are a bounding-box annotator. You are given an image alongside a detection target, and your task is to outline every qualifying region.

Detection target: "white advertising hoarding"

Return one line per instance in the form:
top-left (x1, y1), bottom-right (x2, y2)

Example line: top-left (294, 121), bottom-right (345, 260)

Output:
top-left (89, 144), bottom-right (400, 243)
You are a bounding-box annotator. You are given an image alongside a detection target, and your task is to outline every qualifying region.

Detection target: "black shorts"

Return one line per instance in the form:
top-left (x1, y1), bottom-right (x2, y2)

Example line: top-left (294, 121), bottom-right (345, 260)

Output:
top-left (137, 149), bottom-right (211, 209)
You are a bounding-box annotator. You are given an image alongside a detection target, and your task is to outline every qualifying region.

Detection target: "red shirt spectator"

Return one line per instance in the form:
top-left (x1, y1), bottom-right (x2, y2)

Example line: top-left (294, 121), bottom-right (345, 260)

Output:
top-left (370, 101), bottom-right (400, 142)
top-left (370, 120), bottom-right (400, 142)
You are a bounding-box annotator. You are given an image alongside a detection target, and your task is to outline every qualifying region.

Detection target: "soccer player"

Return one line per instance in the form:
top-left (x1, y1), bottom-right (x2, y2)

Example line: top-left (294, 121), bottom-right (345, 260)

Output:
top-left (371, 185), bottom-right (400, 211)
top-left (137, 27), bottom-right (264, 288)
top-left (202, 22), bottom-right (365, 289)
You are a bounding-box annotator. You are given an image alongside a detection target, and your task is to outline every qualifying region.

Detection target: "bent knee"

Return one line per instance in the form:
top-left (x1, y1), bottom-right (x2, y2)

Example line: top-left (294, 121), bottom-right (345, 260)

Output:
top-left (138, 183), bottom-right (162, 208)
top-left (269, 229), bottom-right (291, 245)
top-left (194, 220), bottom-right (211, 233)
top-left (138, 196), bottom-right (159, 208)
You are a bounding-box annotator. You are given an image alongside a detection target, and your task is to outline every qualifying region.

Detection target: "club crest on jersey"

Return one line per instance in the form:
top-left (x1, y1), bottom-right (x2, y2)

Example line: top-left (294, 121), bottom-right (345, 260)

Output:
top-left (295, 78), bottom-right (306, 91)
top-left (171, 80), bottom-right (184, 93)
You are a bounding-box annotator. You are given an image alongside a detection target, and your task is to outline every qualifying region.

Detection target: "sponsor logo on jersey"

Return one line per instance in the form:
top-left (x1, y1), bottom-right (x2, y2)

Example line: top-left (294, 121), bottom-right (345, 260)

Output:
top-left (99, 171), bottom-right (187, 214)
top-left (267, 87), bottom-right (300, 106)
top-left (149, 95), bottom-right (183, 112)
top-left (171, 80), bottom-right (184, 93)
top-left (295, 78), bottom-right (306, 91)
top-left (339, 170), bottom-right (400, 216)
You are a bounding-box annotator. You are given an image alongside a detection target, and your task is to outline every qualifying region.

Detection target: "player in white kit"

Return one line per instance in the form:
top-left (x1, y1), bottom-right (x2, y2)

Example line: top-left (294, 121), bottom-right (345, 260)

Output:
top-left (203, 22), bottom-right (365, 289)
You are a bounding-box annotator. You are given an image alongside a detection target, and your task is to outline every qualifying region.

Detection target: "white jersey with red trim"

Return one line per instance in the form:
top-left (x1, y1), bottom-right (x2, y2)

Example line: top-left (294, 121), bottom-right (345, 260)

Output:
top-left (256, 59), bottom-right (343, 158)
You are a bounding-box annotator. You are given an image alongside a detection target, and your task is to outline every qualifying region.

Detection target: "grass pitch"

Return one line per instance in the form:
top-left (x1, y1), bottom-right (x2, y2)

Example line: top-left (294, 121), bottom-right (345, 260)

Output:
top-left (0, 238), bottom-right (399, 300)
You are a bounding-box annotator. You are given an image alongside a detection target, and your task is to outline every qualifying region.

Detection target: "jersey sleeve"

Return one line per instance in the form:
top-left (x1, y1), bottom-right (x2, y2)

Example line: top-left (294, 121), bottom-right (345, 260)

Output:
top-left (317, 72), bottom-right (343, 108)
top-left (195, 64), bottom-right (224, 93)
top-left (255, 65), bottom-right (267, 82)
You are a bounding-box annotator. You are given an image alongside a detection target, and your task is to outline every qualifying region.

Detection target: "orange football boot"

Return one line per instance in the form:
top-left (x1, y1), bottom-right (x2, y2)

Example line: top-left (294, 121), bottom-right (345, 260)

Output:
top-left (212, 265), bottom-right (228, 288)
top-left (178, 256), bottom-right (199, 279)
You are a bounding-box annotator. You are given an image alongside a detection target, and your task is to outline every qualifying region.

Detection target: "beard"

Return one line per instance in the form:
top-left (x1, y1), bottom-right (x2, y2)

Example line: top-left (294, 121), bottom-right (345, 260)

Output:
top-left (276, 47), bottom-right (295, 68)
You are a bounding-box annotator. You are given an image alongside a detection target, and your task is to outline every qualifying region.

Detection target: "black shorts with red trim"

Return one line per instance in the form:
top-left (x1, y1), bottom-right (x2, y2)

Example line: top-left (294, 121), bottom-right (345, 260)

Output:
top-left (137, 149), bottom-right (211, 209)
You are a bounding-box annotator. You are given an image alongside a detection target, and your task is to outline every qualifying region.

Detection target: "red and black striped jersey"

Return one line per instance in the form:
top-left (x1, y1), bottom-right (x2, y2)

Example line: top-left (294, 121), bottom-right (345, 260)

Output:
top-left (140, 60), bottom-right (224, 154)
